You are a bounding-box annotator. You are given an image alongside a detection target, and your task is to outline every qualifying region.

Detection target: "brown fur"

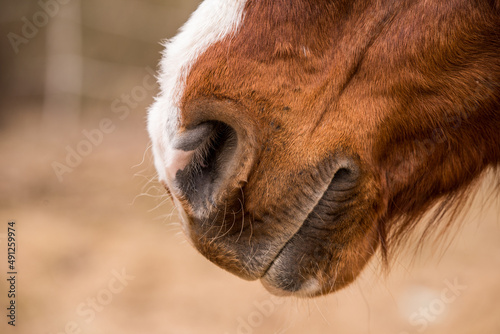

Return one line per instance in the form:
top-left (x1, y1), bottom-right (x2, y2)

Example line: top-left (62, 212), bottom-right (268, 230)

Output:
top-left (169, 0), bottom-right (499, 296)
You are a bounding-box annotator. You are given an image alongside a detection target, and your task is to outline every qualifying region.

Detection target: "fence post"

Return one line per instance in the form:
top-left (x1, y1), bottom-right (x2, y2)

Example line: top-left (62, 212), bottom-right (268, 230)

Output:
top-left (42, 0), bottom-right (83, 135)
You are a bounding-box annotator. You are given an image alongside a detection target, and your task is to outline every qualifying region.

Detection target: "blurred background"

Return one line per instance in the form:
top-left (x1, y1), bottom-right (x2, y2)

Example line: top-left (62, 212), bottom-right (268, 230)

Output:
top-left (0, 1), bottom-right (499, 333)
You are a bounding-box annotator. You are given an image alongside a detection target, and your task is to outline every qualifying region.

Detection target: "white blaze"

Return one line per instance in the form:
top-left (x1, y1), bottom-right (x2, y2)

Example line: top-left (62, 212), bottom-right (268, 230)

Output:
top-left (148, 0), bottom-right (247, 183)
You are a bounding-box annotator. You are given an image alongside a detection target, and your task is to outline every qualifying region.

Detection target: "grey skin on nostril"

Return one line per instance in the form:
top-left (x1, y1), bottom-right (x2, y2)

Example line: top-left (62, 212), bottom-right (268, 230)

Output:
top-left (173, 123), bottom-right (215, 152)
top-left (171, 121), bottom-right (238, 214)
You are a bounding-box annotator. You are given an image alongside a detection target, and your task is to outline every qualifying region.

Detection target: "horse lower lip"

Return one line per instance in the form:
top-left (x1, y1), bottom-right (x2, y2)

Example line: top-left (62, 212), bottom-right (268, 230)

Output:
top-left (260, 241), bottom-right (288, 278)
top-left (259, 174), bottom-right (342, 278)
top-left (185, 157), bottom-right (347, 281)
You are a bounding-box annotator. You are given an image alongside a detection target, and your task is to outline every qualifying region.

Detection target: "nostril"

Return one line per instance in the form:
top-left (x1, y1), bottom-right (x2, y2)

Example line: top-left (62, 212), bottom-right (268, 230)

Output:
top-left (173, 122), bottom-right (215, 152)
top-left (173, 121), bottom-right (238, 211)
top-left (191, 122), bottom-right (235, 172)
top-left (164, 123), bottom-right (214, 181)
top-left (331, 168), bottom-right (355, 190)
top-left (328, 159), bottom-right (360, 192)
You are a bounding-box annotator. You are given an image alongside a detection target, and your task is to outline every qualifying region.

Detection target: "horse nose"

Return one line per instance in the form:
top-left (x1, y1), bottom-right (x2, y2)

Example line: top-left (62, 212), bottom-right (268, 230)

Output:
top-left (167, 120), bottom-right (243, 216)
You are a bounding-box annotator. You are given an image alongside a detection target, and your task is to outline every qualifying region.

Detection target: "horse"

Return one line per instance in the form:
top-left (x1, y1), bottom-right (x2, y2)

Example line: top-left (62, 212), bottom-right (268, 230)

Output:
top-left (148, 0), bottom-right (500, 297)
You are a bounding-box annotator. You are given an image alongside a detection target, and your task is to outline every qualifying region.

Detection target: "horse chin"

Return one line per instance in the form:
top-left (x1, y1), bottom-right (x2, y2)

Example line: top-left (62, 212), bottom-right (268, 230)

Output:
top-left (184, 202), bottom-right (379, 297)
top-left (261, 275), bottom-right (324, 298)
top-left (258, 226), bottom-right (377, 298)
top-left (258, 246), bottom-right (332, 298)
top-left (170, 153), bottom-right (380, 296)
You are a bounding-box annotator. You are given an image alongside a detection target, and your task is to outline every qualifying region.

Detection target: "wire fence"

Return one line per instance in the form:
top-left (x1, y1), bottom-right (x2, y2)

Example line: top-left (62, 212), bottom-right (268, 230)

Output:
top-left (0, 0), bottom-right (200, 128)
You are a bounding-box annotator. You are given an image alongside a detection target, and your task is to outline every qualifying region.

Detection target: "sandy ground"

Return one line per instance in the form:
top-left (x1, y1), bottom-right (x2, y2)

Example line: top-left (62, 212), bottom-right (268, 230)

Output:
top-left (0, 111), bottom-right (499, 334)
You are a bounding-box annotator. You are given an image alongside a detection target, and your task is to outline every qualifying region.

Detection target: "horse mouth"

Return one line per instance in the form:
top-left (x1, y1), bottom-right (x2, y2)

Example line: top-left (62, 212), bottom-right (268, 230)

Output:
top-left (259, 231), bottom-right (323, 297)
top-left (186, 159), bottom-right (374, 296)
top-left (258, 172), bottom-right (360, 297)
